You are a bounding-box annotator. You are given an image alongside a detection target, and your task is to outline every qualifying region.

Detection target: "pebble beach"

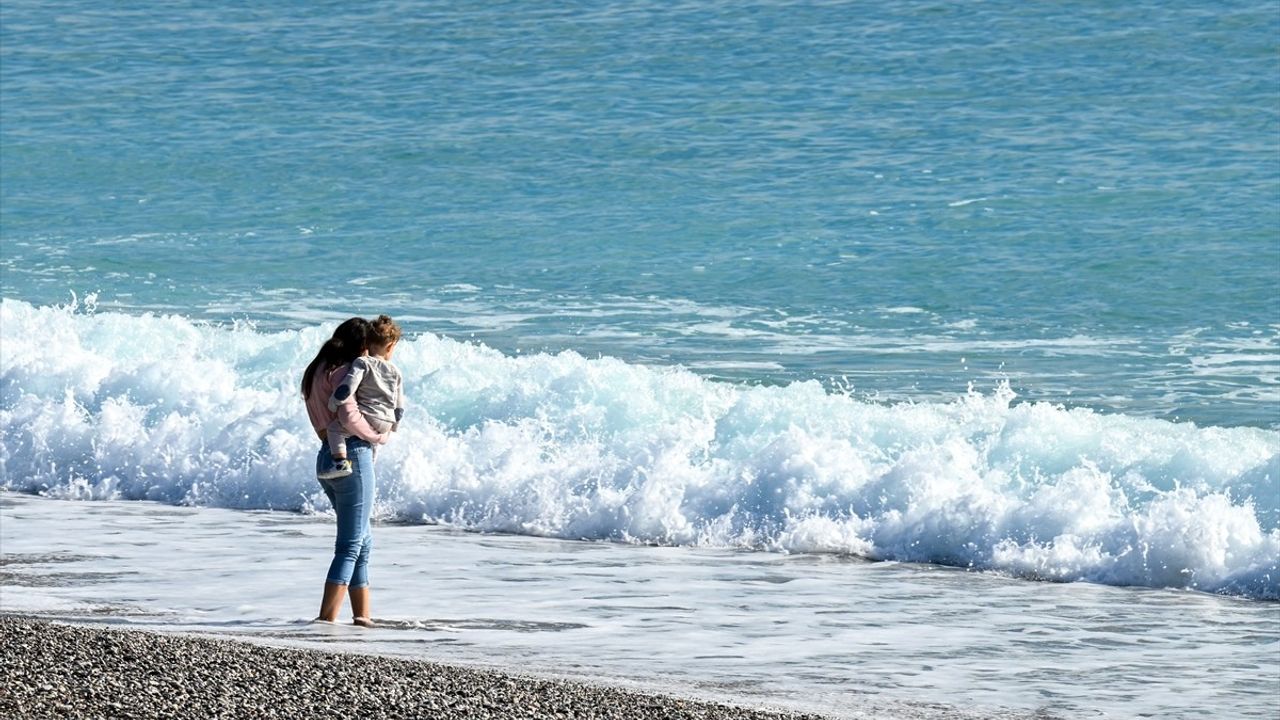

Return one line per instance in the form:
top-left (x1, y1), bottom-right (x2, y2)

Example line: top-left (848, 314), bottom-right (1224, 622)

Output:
top-left (2, 615), bottom-right (841, 720)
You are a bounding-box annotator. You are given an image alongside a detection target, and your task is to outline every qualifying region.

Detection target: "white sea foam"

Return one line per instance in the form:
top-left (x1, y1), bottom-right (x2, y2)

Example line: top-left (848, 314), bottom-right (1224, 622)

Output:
top-left (2, 299), bottom-right (1277, 598)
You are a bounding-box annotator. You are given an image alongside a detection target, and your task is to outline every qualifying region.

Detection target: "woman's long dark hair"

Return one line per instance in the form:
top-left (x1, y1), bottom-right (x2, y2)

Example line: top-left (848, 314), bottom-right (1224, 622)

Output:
top-left (301, 317), bottom-right (370, 400)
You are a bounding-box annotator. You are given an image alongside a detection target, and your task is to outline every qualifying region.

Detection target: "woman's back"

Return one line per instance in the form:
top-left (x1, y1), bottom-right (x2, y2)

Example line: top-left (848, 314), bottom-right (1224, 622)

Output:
top-left (305, 364), bottom-right (348, 435)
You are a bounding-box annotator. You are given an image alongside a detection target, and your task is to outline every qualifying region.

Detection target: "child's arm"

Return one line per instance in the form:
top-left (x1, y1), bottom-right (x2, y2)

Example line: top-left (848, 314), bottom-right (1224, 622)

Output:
top-left (328, 358), bottom-right (388, 444)
top-left (327, 357), bottom-right (370, 413)
top-left (389, 389), bottom-right (404, 427)
top-left (389, 366), bottom-right (404, 427)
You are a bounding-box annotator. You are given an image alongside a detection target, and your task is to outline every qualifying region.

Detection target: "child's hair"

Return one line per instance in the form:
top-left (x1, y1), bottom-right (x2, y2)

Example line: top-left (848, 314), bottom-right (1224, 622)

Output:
top-left (369, 314), bottom-right (402, 349)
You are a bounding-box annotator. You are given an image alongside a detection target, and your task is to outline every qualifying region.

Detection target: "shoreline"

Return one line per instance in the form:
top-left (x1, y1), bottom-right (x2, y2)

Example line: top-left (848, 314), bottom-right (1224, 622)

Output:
top-left (0, 614), bottom-right (1039, 720)
top-left (1, 615), bottom-right (836, 720)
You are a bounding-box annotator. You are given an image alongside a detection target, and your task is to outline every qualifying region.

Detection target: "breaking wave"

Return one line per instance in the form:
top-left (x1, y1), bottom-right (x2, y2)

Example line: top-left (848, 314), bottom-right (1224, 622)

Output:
top-left (2, 299), bottom-right (1277, 598)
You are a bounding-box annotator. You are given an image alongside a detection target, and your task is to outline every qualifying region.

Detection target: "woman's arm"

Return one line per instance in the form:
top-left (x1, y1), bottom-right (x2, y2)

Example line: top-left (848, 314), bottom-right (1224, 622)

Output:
top-left (337, 398), bottom-right (388, 444)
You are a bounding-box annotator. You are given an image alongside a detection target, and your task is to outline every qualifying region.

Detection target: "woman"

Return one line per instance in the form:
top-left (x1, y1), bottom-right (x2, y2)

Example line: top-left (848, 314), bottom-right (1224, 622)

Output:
top-left (301, 317), bottom-right (391, 626)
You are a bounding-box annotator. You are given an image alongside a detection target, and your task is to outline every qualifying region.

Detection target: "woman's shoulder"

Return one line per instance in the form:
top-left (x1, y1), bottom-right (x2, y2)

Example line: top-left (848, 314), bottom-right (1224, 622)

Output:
top-left (312, 362), bottom-right (351, 393)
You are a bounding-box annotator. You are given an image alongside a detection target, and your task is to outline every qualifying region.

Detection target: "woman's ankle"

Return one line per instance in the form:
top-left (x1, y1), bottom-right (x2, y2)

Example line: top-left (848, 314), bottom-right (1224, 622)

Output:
top-left (317, 581), bottom-right (346, 622)
top-left (348, 585), bottom-right (371, 623)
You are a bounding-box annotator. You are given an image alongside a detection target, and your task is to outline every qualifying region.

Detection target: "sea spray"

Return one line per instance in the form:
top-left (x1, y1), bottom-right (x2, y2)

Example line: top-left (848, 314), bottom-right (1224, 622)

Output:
top-left (2, 299), bottom-right (1277, 598)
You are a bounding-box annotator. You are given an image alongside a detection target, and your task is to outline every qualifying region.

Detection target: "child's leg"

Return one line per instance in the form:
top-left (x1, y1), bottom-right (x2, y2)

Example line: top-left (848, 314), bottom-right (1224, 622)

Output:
top-left (326, 420), bottom-right (350, 459)
top-left (318, 425), bottom-right (354, 480)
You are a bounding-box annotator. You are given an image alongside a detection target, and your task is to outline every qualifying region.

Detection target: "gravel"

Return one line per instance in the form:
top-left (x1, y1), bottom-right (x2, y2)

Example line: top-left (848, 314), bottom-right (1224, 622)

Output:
top-left (0, 615), bottom-right (834, 719)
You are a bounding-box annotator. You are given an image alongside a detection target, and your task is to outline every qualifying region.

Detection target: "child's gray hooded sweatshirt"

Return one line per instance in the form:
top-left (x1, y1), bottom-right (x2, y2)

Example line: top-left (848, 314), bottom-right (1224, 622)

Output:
top-left (328, 355), bottom-right (404, 431)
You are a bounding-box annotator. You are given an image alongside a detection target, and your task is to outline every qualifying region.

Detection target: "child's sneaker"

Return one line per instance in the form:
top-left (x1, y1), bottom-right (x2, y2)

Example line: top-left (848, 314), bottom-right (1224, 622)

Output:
top-left (318, 458), bottom-right (353, 480)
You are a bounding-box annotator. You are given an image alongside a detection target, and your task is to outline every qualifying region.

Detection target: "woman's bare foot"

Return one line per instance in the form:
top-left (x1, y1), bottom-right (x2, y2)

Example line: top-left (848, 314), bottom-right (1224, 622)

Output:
top-left (353, 616), bottom-right (376, 628)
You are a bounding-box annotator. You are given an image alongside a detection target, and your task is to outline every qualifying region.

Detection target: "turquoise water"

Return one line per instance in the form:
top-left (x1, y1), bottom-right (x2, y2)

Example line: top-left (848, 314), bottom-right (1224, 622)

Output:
top-left (3, 3), bottom-right (1279, 715)
top-left (3, 0), bottom-right (1277, 428)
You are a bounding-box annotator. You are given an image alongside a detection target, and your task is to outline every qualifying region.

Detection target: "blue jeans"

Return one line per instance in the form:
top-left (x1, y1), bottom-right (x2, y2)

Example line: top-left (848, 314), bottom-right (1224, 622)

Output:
top-left (316, 438), bottom-right (375, 588)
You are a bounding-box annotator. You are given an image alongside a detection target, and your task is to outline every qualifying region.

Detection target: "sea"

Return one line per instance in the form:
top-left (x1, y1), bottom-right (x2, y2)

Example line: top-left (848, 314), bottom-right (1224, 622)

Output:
top-left (1, 0), bottom-right (1277, 718)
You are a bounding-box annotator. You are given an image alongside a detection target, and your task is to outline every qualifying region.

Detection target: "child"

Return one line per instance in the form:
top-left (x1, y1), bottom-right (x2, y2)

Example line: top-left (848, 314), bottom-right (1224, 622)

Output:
top-left (318, 315), bottom-right (405, 480)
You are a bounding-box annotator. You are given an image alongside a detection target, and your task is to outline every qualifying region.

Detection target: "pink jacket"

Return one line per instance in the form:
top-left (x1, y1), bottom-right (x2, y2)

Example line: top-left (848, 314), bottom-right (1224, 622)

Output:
top-left (306, 363), bottom-right (387, 444)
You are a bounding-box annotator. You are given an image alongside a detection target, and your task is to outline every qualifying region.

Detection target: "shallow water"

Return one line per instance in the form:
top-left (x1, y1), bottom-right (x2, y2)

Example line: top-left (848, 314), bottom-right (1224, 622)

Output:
top-left (3, 493), bottom-right (1276, 719)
